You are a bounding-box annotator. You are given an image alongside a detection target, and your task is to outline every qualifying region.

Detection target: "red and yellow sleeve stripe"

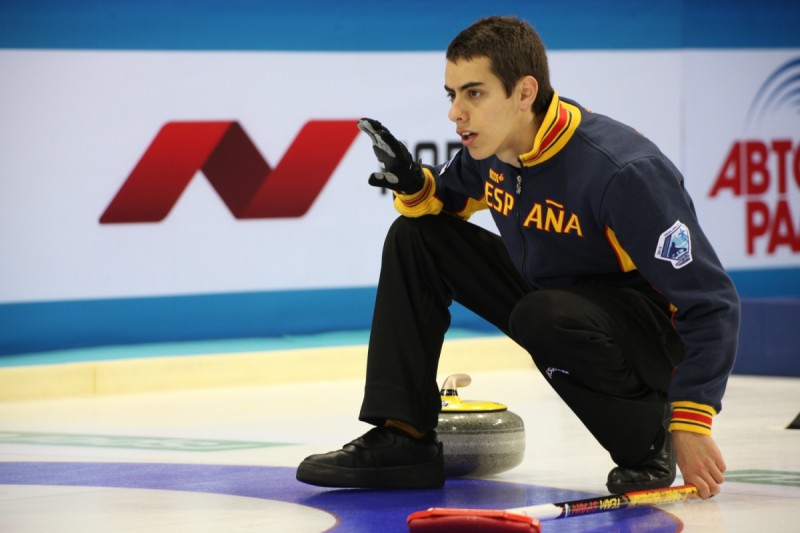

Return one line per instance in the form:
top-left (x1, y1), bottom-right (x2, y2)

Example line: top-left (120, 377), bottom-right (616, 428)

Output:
top-left (669, 401), bottom-right (717, 436)
top-left (393, 168), bottom-right (443, 218)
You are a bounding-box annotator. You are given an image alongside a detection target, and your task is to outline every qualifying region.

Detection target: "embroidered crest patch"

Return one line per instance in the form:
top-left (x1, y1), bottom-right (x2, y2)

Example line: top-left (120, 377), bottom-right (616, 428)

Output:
top-left (655, 220), bottom-right (692, 269)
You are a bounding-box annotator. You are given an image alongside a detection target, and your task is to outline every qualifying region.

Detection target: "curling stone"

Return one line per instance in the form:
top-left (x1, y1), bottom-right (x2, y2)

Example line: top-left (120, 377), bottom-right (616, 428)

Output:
top-left (437, 373), bottom-right (525, 477)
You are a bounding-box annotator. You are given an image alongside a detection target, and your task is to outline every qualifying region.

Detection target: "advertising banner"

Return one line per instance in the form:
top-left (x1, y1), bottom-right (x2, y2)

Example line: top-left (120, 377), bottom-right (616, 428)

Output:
top-left (0, 50), bottom-right (684, 303)
top-left (684, 51), bottom-right (800, 271)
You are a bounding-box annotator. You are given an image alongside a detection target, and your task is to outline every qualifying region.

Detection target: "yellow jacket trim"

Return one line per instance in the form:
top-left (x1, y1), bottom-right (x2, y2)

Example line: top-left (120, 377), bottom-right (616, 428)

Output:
top-left (605, 227), bottom-right (637, 272)
top-left (393, 168), bottom-right (443, 218)
top-left (454, 195), bottom-right (489, 220)
top-left (669, 401), bottom-right (717, 436)
top-left (519, 91), bottom-right (582, 167)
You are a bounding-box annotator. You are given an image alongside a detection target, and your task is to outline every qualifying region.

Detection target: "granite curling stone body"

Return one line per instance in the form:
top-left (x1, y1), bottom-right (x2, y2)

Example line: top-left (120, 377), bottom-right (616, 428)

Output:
top-left (437, 373), bottom-right (526, 476)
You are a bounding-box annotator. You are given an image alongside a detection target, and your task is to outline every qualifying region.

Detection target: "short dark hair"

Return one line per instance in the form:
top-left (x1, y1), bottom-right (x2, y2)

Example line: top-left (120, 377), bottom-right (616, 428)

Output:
top-left (446, 16), bottom-right (554, 115)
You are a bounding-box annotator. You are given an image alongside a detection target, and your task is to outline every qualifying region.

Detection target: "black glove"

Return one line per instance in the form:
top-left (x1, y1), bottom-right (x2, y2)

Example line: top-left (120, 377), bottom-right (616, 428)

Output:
top-left (358, 118), bottom-right (424, 195)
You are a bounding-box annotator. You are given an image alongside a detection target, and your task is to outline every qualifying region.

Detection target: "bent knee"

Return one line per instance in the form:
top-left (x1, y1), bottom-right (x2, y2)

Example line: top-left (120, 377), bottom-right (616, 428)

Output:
top-left (509, 290), bottom-right (599, 349)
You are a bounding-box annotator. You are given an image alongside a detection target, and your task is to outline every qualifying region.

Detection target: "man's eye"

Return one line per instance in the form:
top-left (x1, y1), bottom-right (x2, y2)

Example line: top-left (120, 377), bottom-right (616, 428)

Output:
top-left (446, 93), bottom-right (455, 102)
top-left (469, 90), bottom-right (481, 98)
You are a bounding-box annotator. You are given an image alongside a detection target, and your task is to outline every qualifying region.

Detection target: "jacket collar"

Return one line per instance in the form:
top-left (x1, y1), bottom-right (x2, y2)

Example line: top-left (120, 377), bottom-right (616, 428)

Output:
top-left (519, 92), bottom-right (582, 167)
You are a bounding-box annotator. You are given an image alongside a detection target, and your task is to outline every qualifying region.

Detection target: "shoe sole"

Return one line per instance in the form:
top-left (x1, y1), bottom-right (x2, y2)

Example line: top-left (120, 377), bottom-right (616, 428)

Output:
top-left (296, 450), bottom-right (445, 489)
top-left (606, 475), bottom-right (676, 494)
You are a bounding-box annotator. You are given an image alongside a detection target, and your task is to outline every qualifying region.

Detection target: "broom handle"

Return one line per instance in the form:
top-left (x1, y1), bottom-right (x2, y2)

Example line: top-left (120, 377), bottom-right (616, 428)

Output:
top-left (507, 484), bottom-right (698, 521)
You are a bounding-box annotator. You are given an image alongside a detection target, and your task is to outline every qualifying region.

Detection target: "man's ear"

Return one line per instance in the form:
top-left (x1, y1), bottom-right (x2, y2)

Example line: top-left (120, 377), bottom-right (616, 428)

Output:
top-left (518, 75), bottom-right (538, 111)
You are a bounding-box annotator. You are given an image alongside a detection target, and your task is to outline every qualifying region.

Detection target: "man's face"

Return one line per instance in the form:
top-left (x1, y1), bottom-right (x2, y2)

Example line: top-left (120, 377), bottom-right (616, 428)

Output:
top-left (445, 56), bottom-right (532, 164)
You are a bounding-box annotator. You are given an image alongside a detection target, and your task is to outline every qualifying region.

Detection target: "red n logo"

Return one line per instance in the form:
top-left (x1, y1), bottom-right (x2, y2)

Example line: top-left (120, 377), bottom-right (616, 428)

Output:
top-left (100, 120), bottom-right (360, 223)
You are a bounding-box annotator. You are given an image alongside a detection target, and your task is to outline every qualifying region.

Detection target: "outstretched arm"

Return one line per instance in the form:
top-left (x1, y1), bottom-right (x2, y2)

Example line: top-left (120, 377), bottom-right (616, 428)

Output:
top-left (358, 118), bottom-right (424, 195)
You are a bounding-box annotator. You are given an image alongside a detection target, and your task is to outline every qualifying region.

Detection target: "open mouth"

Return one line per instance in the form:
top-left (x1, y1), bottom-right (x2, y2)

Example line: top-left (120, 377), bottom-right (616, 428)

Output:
top-left (459, 131), bottom-right (477, 144)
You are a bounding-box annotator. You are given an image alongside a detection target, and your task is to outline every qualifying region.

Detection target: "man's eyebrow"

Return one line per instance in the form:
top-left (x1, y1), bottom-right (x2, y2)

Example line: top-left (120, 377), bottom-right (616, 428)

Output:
top-left (444, 81), bottom-right (484, 93)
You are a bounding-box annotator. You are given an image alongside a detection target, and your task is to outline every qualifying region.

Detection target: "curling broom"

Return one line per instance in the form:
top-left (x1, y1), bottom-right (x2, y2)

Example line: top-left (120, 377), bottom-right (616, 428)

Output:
top-left (407, 484), bottom-right (698, 532)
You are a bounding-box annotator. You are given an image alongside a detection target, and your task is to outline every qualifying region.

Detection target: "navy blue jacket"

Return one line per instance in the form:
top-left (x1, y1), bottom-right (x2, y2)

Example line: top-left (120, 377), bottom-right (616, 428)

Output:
top-left (393, 94), bottom-right (740, 432)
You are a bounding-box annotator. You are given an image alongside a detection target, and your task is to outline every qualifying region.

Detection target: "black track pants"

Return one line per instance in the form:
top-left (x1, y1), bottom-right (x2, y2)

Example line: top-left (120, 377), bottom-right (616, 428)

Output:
top-left (359, 214), bottom-right (683, 467)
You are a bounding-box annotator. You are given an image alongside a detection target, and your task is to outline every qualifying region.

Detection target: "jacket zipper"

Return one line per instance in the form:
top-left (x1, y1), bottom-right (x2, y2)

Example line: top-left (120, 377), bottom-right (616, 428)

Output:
top-left (515, 173), bottom-right (527, 273)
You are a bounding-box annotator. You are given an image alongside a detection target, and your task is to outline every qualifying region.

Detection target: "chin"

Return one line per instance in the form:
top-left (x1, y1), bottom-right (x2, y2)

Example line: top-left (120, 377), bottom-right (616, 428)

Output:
top-left (466, 146), bottom-right (492, 160)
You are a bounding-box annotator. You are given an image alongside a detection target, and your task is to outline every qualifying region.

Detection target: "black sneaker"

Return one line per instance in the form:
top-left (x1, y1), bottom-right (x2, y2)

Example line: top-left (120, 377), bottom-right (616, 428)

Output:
top-left (606, 426), bottom-right (676, 494)
top-left (296, 426), bottom-right (445, 489)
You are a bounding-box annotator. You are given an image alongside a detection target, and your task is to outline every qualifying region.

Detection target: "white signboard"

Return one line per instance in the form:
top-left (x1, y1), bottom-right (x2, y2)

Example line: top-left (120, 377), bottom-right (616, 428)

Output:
top-left (684, 51), bottom-right (800, 269)
top-left (3, 49), bottom-right (796, 306)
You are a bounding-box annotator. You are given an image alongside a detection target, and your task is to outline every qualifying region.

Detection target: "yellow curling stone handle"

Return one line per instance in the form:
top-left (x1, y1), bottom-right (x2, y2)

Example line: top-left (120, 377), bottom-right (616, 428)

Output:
top-left (440, 373), bottom-right (508, 413)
